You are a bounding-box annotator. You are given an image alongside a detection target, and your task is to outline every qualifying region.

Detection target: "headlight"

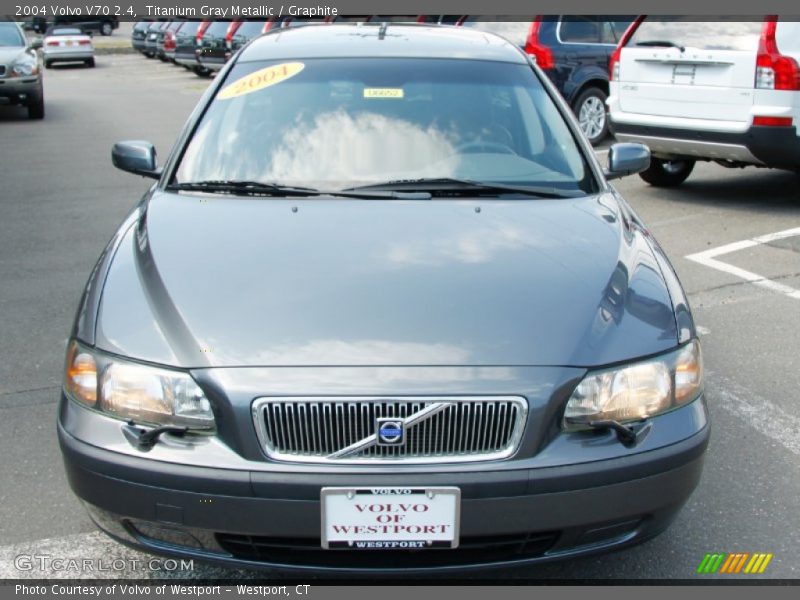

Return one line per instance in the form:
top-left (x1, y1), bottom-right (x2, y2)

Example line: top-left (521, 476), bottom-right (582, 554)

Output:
top-left (64, 341), bottom-right (215, 429)
top-left (10, 58), bottom-right (39, 77)
top-left (563, 340), bottom-right (703, 430)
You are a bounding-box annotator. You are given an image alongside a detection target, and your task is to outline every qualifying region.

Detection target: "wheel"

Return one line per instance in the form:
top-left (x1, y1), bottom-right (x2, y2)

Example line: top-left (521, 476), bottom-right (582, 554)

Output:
top-left (573, 87), bottom-right (609, 147)
top-left (27, 93), bottom-right (45, 120)
top-left (100, 21), bottom-right (113, 36)
top-left (193, 65), bottom-right (212, 78)
top-left (639, 158), bottom-right (696, 187)
top-left (85, 58), bottom-right (95, 68)
top-left (44, 60), bottom-right (52, 69)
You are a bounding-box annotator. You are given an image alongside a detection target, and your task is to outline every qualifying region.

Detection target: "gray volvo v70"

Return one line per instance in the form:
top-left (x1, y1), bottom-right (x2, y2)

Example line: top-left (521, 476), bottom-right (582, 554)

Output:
top-left (58, 23), bottom-right (708, 573)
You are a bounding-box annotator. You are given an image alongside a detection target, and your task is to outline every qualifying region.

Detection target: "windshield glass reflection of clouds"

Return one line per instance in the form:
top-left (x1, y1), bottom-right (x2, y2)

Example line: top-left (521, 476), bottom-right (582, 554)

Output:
top-left (176, 58), bottom-right (592, 193)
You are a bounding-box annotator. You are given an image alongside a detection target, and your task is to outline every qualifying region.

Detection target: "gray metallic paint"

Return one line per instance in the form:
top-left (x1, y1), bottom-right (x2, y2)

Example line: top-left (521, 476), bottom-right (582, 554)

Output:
top-left (91, 191), bottom-right (680, 370)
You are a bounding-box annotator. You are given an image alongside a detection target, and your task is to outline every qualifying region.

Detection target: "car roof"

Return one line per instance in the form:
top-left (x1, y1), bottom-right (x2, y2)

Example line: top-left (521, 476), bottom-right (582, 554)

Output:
top-left (239, 23), bottom-right (528, 64)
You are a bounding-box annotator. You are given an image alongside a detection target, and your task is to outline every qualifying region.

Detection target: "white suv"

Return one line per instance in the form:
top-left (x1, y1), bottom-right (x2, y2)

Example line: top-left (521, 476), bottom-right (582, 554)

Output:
top-left (608, 17), bottom-right (800, 186)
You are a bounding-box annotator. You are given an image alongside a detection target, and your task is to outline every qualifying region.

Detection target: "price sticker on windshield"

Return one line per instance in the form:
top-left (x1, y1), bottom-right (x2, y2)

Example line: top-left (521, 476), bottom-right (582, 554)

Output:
top-left (218, 62), bottom-right (305, 100)
top-left (364, 88), bottom-right (405, 99)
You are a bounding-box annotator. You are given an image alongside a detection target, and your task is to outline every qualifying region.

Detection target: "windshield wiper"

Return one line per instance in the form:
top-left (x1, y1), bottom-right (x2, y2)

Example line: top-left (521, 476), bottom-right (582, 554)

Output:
top-left (345, 177), bottom-right (582, 199)
top-left (166, 180), bottom-right (431, 200)
top-left (167, 180), bottom-right (321, 196)
top-left (634, 40), bottom-right (686, 52)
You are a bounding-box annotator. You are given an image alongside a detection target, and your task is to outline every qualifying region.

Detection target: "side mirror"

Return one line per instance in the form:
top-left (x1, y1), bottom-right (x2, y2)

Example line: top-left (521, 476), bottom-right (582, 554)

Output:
top-left (604, 143), bottom-right (651, 181)
top-left (111, 141), bottom-right (162, 179)
top-left (29, 37), bottom-right (43, 50)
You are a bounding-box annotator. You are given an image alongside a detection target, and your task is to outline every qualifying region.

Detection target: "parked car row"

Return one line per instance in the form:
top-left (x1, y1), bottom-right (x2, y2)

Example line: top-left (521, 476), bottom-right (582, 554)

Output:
top-left (132, 18), bottom-right (326, 78)
top-left (130, 16), bottom-right (631, 145)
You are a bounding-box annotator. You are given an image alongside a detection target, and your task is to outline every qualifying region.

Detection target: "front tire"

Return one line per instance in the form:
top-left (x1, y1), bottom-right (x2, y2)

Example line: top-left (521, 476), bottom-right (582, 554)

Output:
top-left (27, 93), bottom-right (45, 120)
top-left (639, 158), bottom-right (696, 187)
top-left (573, 87), bottom-right (609, 147)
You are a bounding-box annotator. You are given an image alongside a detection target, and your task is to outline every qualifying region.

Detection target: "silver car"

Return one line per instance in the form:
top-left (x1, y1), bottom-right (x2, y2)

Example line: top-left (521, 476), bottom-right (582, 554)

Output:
top-left (0, 19), bottom-right (43, 119)
top-left (42, 26), bottom-right (95, 68)
top-left (59, 24), bottom-right (707, 573)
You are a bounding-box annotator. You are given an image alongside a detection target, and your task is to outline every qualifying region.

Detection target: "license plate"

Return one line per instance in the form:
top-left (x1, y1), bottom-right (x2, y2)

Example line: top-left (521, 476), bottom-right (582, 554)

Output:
top-left (321, 487), bottom-right (460, 549)
top-left (67, 41), bottom-right (75, 47)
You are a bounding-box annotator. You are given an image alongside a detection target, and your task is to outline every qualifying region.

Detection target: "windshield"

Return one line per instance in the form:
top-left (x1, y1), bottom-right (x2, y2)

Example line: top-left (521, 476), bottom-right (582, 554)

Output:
top-left (177, 21), bottom-right (200, 37)
top-left (0, 22), bottom-right (25, 47)
top-left (175, 58), bottom-right (595, 194)
top-left (236, 21), bottom-right (266, 38)
top-left (49, 28), bottom-right (83, 36)
top-left (204, 21), bottom-right (230, 38)
top-left (629, 18), bottom-right (762, 52)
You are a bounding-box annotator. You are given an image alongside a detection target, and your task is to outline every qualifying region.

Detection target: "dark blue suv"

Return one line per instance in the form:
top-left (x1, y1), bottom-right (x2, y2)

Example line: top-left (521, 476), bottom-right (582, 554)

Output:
top-left (457, 16), bottom-right (634, 145)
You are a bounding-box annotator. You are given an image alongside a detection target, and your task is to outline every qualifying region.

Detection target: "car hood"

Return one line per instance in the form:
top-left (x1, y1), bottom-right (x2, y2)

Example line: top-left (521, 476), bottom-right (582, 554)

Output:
top-left (94, 191), bottom-right (679, 368)
top-left (0, 47), bottom-right (27, 65)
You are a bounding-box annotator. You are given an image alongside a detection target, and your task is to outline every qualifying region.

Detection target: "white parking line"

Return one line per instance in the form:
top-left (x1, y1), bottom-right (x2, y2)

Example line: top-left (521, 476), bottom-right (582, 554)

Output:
top-left (709, 372), bottom-right (800, 458)
top-left (686, 227), bottom-right (800, 301)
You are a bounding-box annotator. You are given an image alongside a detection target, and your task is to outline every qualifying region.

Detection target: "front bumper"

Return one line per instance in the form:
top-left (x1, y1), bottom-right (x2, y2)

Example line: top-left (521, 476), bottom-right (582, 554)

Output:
top-left (0, 76), bottom-right (42, 106)
top-left (59, 394), bottom-right (709, 573)
top-left (610, 121), bottom-right (800, 170)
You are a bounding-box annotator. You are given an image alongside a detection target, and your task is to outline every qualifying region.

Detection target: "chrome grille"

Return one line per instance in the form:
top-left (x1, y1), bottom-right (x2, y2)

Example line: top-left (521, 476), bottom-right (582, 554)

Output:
top-left (252, 396), bottom-right (528, 464)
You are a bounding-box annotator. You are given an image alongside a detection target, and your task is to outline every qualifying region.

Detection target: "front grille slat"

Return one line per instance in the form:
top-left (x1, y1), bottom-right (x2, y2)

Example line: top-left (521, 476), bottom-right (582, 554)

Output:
top-left (253, 397), bottom-right (527, 464)
top-left (216, 531), bottom-right (559, 568)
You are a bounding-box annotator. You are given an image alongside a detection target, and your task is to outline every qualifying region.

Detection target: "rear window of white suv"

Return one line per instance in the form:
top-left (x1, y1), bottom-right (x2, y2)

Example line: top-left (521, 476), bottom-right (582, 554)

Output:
top-left (629, 18), bottom-right (762, 52)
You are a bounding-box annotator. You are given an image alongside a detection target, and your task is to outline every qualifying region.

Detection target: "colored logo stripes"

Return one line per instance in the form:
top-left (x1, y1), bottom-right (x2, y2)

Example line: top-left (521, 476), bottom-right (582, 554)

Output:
top-left (697, 553), bottom-right (773, 574)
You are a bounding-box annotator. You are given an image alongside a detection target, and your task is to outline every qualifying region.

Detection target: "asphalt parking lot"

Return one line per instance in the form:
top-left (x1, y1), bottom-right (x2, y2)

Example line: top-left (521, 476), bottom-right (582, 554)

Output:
top-left (1, 50), bottom-right (799, 581)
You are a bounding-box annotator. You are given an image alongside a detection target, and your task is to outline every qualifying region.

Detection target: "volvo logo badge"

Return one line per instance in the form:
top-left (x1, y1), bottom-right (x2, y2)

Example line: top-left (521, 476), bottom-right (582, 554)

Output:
top-left (376, 418), bottom-right (405, 446)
